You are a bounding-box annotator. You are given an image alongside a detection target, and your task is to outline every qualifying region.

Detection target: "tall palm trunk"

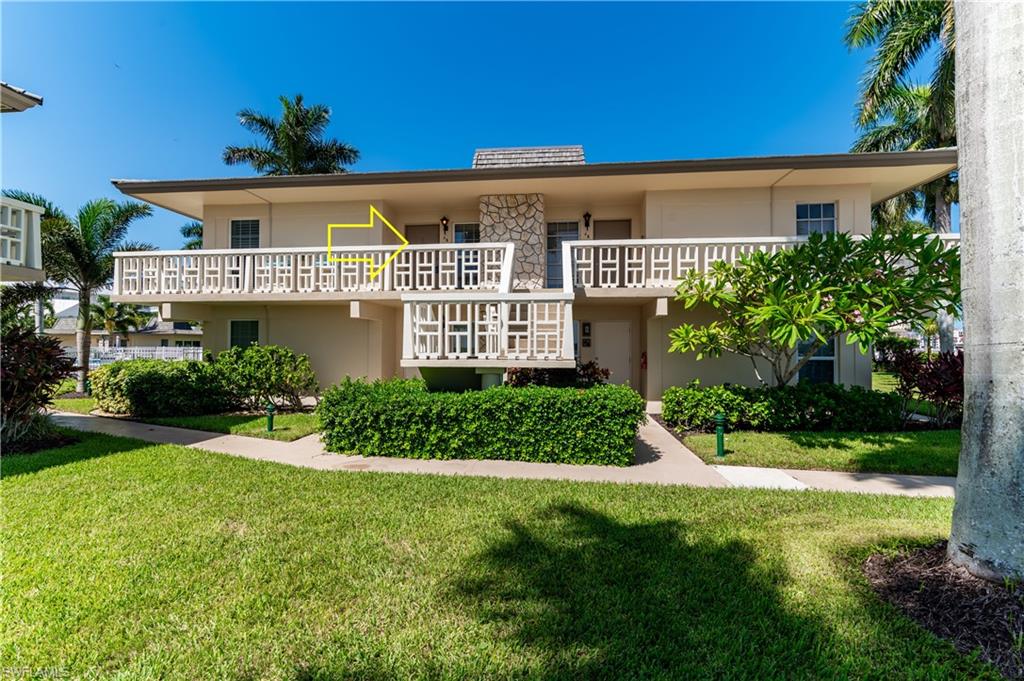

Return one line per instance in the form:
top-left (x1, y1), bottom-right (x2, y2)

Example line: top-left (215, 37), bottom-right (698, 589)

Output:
top-left (948, 0), bottom-right (1024, 581)
top-left (75, 288), bottom-right (92, 393)
top-left (933, 186), bottom-right (956, 352)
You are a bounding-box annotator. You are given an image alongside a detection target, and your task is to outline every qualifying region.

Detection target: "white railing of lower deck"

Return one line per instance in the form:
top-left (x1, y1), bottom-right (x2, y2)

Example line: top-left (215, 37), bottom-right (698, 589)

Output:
top-left (113, 243), bottom-right (515, 296)
top-left (401, 292), bottom-right (574, 363)
top-left (563, 233), bottom-right (962, 290)
top-left (65, 346), bottom-right (205, 366)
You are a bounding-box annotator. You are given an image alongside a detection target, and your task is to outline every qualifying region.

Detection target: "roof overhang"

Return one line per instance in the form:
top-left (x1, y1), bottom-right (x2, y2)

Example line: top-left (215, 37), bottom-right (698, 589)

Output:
top-left (0, 82), bottom-right (44, 112)
top-left (113, 149), bottom-right (957, 220)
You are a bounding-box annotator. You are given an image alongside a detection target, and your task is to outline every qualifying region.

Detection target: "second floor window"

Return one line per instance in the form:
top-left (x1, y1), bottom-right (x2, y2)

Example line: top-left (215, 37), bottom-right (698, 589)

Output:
top-left (230, 219), bottom-right (260, 249)
top-left (546, 221), bottom-right (579, 288)
top-left (796, 203), bottom-right (836, 236)
top-left (454, 223), bottom-right (480, 244)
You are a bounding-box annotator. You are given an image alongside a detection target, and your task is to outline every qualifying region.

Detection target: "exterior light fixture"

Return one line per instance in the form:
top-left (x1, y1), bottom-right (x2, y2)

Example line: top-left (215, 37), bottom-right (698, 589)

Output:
top-left (583, 211), bottom-right (592, 228)
top-left (441, 216), bottom-right (450, 234)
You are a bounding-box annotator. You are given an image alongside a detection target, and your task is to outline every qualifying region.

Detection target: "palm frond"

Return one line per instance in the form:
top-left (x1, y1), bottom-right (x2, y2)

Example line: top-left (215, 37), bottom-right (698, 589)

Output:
top-left (1, 189), bottom-right (69, 221)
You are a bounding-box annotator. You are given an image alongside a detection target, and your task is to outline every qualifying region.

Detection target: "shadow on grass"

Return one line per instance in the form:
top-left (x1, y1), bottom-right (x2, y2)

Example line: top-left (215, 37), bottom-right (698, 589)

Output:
top-left (448, 502), bottom-right (836, 678)
top-left (3, 431), bottom-right (143, 478)
top-left (782, 431), bottom-right (960, 477)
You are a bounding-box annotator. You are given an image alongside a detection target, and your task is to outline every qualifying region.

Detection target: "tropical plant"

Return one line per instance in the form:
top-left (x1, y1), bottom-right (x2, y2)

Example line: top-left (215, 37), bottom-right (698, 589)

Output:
top-left (947, 1), bottom-right (1023, 581)
top-left (668, 227), bottom-right (960, 386)
top-left (1, 325), bottom-right (75, 448)
top-left (180, 220), bottom-right (203, 250)
top-left (5, 193), bottom-right (154, 391)
top-left (222, 94), bottom-right (360, 175)
top-left (90, 295), bottom-right (154, 346)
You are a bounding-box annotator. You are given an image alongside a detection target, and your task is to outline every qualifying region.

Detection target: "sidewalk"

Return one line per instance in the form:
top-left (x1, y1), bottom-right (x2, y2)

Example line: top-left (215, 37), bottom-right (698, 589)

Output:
top-left (51, 412), bottom-right (955, 498)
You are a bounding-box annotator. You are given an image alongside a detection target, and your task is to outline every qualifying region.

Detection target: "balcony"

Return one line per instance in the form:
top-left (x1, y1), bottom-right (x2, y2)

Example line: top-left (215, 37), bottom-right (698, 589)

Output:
top-left (562, 233), bottom-right (961, 293)
top-left (401, 292), bottom-right (575, 367)
top-left (0, 196), bottom-right (45, 282)
top-left (112, 242), bottom-right (515, 302)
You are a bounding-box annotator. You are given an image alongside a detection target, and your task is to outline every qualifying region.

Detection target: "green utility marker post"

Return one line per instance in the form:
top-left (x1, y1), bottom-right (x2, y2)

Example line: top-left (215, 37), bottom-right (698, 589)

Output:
top-left (714, 413), bottom-right (726, 458)
top-left (266, 403), bottom-right (276, 432)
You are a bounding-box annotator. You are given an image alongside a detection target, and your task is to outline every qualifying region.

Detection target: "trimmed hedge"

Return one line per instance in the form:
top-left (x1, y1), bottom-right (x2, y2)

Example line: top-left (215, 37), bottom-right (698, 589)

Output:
top-left (318, 379), bottom-right (647, 466)
top-left (92, 360), bottom-right (233, 417)
top-left (662, 381), bottom-right (901, 433)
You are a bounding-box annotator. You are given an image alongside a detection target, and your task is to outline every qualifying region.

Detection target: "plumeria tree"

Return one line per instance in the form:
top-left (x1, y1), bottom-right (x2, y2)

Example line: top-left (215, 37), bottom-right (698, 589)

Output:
top-left (668, 226), bottom-right (960, 386)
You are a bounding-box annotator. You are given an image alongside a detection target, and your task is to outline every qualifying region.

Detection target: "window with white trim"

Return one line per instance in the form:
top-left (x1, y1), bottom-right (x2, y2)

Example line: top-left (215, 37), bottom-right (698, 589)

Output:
top-left (230, 219), bottom-right (260, 249)
top-left (229, 320), bottom-right (259, 348)
top-left (796, 203), bottom-right (836, 236)
top-left (797, 336), bottom-right (835, 384)
top-left (546, 221), bottom-right (579, 288)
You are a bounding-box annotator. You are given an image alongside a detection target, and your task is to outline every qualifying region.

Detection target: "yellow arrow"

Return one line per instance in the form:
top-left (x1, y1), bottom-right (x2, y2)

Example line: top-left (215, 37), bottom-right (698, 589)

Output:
top-left (326, 205), bottom-right (408, 281)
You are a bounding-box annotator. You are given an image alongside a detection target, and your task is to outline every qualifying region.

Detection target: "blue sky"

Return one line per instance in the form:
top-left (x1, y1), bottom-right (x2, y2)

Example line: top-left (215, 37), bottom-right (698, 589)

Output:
top-left (2, 2), bottom-right (947, 249)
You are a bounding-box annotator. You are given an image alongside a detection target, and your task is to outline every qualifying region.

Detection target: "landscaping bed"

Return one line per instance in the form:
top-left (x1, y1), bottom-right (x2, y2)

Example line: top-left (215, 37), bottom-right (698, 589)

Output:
top-left (3, 431), bottom-right (1002, 678)
top-left (865, 542), bottom-right (1023, 679)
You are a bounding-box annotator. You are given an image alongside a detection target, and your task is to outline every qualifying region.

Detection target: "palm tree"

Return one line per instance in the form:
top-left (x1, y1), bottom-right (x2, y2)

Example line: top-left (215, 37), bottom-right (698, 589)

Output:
top-left (180, 221), bottom-right (203, 250)
top-left (847, 4), bottom-right (959, 351)
top-left (845, 1), bottom-right (955, 132)
top-left (90, 295), bottom-right (154, 346)
top-left (222, 94), bottom-right (360, 175)
top-left (32, 197), bottom-right (153, 391)
top-left (948, 0), bottom-right (1023, 581)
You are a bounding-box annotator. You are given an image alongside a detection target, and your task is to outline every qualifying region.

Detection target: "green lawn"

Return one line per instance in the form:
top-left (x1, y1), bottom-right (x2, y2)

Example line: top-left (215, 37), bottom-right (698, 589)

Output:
top-left (2, 432), bottom-right (996, 678)
top-left (143, 411), bottom-right (319, 442)
top-left (52, 396), bottom-right (97, 414)
top-left (685, 430), bottom-right (960, 477)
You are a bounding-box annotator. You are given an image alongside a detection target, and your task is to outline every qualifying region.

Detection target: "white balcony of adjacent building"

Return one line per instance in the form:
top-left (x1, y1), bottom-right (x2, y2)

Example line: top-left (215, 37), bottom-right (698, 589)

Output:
top-left (111, 242), bottom-right (515, 303)
top-left (0, 196), bottom-right (45, 282)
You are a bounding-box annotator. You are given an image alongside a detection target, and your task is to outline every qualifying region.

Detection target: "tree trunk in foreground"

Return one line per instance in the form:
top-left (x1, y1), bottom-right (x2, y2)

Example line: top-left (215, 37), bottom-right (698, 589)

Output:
top-left (75, 288), bottom-right (92, 393)
top-left (948, 0), bottom-right (1024, 581)
top-left (934, 187), bottom-right (956, 353)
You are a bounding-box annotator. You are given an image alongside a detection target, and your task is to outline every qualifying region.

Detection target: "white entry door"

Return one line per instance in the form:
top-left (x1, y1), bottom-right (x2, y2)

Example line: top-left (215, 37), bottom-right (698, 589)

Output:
top-left (592, 321), bottom-right (632, 385)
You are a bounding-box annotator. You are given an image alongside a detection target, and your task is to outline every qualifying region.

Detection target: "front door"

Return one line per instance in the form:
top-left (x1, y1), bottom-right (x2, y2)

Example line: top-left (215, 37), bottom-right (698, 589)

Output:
top-left (592, 321), bottom-right (632, 385)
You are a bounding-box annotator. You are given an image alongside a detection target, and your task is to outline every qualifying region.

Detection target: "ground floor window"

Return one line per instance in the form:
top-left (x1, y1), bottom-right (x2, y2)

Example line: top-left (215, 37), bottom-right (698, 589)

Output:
top-left (229, 320), bottom-right (259, 348)
top-left (798, 337), bottom-right (835, 384)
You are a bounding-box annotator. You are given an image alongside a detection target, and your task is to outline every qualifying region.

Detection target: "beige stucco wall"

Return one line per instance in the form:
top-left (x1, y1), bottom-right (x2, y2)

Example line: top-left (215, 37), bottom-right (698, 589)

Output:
top-left (644, 300), bottom-right (872, 399)
top-left (644, 184), bottom-right (873, 238)
top-left (203, 200), bottom-right (394, 249)
top-left (200, 304), bottom-right (394, 388)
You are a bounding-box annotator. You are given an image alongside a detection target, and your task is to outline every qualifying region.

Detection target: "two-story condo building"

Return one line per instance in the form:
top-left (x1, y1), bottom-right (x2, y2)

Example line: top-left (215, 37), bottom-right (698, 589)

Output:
top-left (110, 146), bottom-right (957, 399)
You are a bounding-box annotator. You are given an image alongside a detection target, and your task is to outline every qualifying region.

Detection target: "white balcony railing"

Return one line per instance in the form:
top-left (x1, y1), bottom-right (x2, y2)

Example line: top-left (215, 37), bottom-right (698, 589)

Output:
top-left (401, 292), bottom-right (574, 365)
top-left (113, 243), bottom-right (515, 297)
top-left (563, 233), bottom-right (961, 290)
top-left (0, 197), bottom-right (44, 270)
top-left (64, 346), bottom-right (205, 366)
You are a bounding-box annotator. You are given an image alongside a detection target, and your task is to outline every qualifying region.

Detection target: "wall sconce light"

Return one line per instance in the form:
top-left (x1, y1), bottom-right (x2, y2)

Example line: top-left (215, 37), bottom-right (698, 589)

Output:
top-left (440, 216), bottom-right (450, 235)
top-left (583, 211), bottom-right (592, 237)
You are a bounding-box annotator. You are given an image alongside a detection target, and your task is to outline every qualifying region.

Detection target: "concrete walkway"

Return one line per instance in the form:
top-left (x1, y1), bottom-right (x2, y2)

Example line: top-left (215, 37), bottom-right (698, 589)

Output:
top-left (51, 412), bottom-right (955, 497)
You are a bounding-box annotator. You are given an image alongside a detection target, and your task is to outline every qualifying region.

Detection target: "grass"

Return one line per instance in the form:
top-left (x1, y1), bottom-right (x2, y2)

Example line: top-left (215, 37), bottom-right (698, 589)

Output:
top-left (142, 411), bottom-right (320, 442)
top-left (1, 432), bottom-right (997, 678)
top-left (872, 371), bottom-right (938, 418)
top-left (685, 430), bottom-right (960, 477)
top-left (51, 396), bottom-right (97, 414)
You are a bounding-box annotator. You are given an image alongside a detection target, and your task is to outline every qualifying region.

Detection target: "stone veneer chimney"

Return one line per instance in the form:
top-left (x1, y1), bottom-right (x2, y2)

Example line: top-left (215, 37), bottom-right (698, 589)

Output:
top-left (479, 193), bottom-right (545, 290)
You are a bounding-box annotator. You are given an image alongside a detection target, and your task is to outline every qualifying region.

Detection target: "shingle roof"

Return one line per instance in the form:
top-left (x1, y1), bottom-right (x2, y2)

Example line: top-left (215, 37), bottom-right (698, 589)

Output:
top-left (46, 317), bottom-right (202, 336)
top-left (472, 146), bottom-right (585, 169)
top-left (1, 82), bottom-right (44, 112)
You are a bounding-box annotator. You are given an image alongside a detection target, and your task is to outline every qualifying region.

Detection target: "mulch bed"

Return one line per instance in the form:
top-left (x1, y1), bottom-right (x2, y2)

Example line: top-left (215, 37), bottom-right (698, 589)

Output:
top-left (865, 541), bottom-right (1024, 679)
top-left (4, 431), bottom-right (80, 455)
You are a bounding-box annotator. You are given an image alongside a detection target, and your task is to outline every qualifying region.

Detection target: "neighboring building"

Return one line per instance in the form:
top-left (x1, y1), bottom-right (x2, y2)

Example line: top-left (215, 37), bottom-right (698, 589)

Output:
top-left (109, 147), bottom-right (958, 398)
top-left (1, 82), bottom-right (45, 283)
top-left (47, 307), bottom-right (203, 351)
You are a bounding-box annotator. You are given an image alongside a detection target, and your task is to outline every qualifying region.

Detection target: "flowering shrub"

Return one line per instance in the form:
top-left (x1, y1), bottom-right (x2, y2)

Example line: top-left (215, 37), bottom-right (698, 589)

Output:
top-left (892, 349), bottom-right (964, 427)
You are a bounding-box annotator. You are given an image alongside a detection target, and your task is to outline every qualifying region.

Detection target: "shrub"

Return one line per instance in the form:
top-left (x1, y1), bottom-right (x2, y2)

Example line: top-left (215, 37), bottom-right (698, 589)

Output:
top-left (892, 349), bottom-right (964, 427)
top-left (1, 327), bottom-right (76, 446)
top-left (874, 334), bottom-right (919, 371)
top-left (661, 381), bottom-right (902, 433)
top-left (215, 344), bottom-right (319, 411)
top-left (318, 379), bottom-right (646, 466)
top-left (92, 360), bottom-right (233, 417)
top-left (506, 360), bottom-right (611, 388)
